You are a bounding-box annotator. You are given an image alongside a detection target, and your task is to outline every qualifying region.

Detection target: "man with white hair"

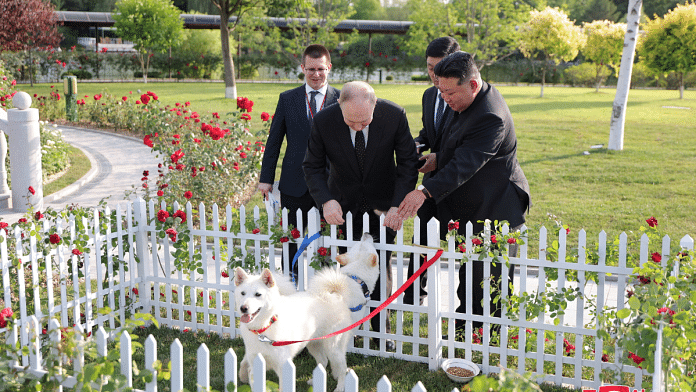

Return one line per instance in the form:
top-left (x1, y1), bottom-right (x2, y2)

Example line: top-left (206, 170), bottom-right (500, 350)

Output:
top-left (303, 81), bottom-right (418, 348)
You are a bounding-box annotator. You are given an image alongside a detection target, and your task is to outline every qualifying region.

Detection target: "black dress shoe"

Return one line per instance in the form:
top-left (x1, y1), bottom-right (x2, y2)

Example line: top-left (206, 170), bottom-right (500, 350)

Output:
top-left (370, 338), bottom-right (396, 351)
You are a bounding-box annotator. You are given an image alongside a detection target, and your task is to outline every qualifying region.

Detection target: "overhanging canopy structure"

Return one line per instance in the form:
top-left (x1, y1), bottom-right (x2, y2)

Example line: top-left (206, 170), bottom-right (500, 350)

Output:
top-left (54, 11), bottom-right (413, 35)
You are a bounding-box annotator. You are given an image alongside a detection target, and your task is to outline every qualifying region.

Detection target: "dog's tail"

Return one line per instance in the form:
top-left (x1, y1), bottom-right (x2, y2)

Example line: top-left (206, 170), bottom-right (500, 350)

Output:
top-left (308, 267), bottom-right (350, 302)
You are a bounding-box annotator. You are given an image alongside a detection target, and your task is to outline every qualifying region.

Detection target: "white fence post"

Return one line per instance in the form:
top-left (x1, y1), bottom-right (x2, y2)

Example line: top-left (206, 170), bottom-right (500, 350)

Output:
top-left (426, 217), bottom-right (442, 371)
top-left (0, 92), bottom-right (42, 212)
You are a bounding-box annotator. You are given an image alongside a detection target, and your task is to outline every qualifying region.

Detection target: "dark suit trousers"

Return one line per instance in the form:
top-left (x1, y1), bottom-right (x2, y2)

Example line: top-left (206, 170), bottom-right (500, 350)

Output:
top-left (455, 224), bottom-right (522, 332)
top-left (280, 191), bottom-right (317, 278)
top-left (403, 198), bottom-right (439, 305)
top-left (339, 211), bottom-right (395, 334)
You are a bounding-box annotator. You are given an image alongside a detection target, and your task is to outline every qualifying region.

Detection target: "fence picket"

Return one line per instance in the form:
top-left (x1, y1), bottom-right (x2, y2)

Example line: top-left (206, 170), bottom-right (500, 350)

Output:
top-left (253, 353), bottom-right (267, 392)
top-left (312, 363), bottom-right (327, 392)
top-left (346, 369), bottom-right (359, 392)
top-left (412, 381), bottom-right (427, 392)
top-left (225, 348), bottom-right (238, 392)
top-left (145, 334), bottom-right (157, 392)
top-left (171, 338), bottom-right (184, 392)
top-left (197, 343), bottom-right (210, 392)
top-left (376, 375), bottom-right (391, 392)
top-left (281, 359), bottom-right (296, 392)
top-left (121, 330), bottom-right (132, 387)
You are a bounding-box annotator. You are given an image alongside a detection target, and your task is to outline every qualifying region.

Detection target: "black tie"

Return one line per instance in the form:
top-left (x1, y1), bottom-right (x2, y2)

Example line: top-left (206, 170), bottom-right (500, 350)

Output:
top-left (355, 130), bottom-right (366, 172)
top-left (309, 91), bottom-right (319, 117)
top-left (435, 95), bottom-right (446, 133)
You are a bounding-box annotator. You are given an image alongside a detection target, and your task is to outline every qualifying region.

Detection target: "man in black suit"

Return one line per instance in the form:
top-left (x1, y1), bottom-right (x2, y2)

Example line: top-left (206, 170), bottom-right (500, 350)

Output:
top-left (403, 36), bottom-right (460, 306)
top-left (304, 81), bottom-right (418, 347)
top-left (398, 52), bottom-right (531, 331)
top-left (258, 44), bottom-right (340, 276)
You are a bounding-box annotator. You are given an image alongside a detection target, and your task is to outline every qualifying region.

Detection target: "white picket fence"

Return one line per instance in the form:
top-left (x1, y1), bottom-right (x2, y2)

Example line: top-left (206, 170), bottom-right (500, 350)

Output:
top-left (1, 197), bottom-right (686, 391)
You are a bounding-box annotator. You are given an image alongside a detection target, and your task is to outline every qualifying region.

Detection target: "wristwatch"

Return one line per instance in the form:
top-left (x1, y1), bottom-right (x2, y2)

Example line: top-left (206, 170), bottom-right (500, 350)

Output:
top-left (417, 185), bottom-right (431, 199)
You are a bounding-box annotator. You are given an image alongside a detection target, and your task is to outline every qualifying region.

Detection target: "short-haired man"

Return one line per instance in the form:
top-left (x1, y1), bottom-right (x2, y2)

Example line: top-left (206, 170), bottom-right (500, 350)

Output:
top-left (398, 52), bottom-right (531, 332)
top-left (403, 36), bottom-right (460, 306)
top-left (259, 44), bottom-right (340, 277)
top-left (304, 81), bottom-right (418, 348)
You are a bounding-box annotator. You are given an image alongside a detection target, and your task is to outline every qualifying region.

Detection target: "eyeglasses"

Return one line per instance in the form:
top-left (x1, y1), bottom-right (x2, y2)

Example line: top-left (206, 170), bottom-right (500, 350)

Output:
top-left (305, 68), bottom-right (328, 74)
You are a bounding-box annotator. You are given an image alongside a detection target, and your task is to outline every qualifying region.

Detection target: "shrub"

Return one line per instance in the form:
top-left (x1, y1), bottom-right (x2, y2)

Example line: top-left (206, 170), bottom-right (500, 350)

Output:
top-left (134, 71), bottom-right (162, 79)
top-left (385, 75), bottom-right (394, 81)
top-left (563, 62), bottom-right (610, 88)
top-left (61, 69), bottom-right (93, 80)
top-left (411, 74), bottom-right (430, 82)
top-left (298, 72), bottom-right (305, 80)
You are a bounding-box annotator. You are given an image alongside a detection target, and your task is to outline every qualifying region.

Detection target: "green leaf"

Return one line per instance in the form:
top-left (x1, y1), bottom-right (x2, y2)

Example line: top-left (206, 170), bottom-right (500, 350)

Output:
top-left (616, 308), bottom-right (631, 319)
top-left (628, 295), bottom-right (640, 310)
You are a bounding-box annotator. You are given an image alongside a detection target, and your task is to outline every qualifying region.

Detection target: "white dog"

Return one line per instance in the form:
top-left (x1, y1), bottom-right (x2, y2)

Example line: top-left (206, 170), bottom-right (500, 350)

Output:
top-left (234, 233), bottom-right (379, 392)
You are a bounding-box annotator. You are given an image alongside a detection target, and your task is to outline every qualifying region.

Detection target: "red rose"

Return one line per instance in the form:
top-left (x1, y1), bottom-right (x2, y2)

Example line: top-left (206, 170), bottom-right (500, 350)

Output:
top-left (209, 127), bottom-right (225, 140)
top-left (157, 190), bottom-right (164, 197)
top-left (18, 218), bottom-right (27, 223)
top-left (261, 112), bottom-right (270, 121)
top-left (507, 238), bottom-right (517, 244)
top-left (491, 235), bottom-right (497, 243)
top-left (140, 94), bottom-right (150, 105)
top-left (651, 252), bottom-right (661, 263)
top-left (184, 191), bottom-right (193, 199)
top-left (72, 248), bottom-right (82, 256)
top-left (35, 211), bottom-right (44, 220)
top-left (448, 221), bottom-right (459, 231)
top-left (122, 96), bottom-right (128, 101)
top-left (28, 186), bottom-right (35, 195)
top-left (280, 236), bottom-right (289, 243)
top-left (291, 228), bottom-right (301, 239)
top-left (143, 135), bottom-right (154, 148)
top-left (0, 308), bottom-right (13, 328)
top-left (170, 149), bottom-right (185, 163)
top-left (49, 233), bottom-right (61, 244)
top-left (165, 228), bottom-right (178, 242)
top-left (173, 210), bottom-right (186, 223)
top-left (241, 113), bottom-right (252, 121)
top-left (132, 288), bottom-right (139, 295)
top-left (472, 238), bottom-right (482, 245)
top-left (240, 152), bottom-right (247, 159)
top-left (252, 228), bottom-right (260, 234)
top-left (221, 271), bottom-right (229, 278)
top-left (220, 225), bottom-right (227, 231)
top-left (318, 247), bottom-right (328, 256)
top-left (646, 216), bottom-right (658, 227)
top-left (458, 244), bottom-right (466, 253)
top-left (157, 210), bottom-right (169, 222)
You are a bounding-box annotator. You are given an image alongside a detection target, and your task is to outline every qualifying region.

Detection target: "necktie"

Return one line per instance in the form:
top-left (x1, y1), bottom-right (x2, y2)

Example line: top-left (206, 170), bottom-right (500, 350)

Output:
top-left (309, 91), bottom-right (319, 118)
top-left (435, 95), bottom-right (446, 134)
top-left (355, 129), bottom-right (366, 172)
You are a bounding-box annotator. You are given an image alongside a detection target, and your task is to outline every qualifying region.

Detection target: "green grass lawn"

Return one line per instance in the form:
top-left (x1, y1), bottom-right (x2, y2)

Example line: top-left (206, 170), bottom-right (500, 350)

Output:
top-left (22, 81), bottom-right (696, 242)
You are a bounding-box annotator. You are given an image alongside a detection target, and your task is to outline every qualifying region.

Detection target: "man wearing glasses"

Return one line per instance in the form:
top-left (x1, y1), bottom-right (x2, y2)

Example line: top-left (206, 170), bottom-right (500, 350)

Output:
top-left (259, 44), bottom-right (340, 279)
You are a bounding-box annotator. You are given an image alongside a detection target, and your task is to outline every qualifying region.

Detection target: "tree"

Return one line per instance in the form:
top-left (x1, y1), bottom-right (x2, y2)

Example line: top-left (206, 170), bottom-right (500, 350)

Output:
top-left (403, 0), bottom-right (528, 68)
top-left (578, 0), bottom-right (621, 23)
top-left (0, 0), bottom-right (62, 52)
top-left (0, 0), bottom-right (62, 86)
top-left (639, 2), bottom-right (696, 99)
top-left (643, 0), bottom-right (685, 18)
top-left (608, 0), bottom-right (641, 151)
top-left (582, 20), bottom-right (626, 92)
top-left (113, 0), bottom-right (184, 83)
top-left (349, 0), bottom-right (385, 20)
top-left (207, 0), bottom-right (266, 99)
top-left (518, 7), bottom-right (585, 97)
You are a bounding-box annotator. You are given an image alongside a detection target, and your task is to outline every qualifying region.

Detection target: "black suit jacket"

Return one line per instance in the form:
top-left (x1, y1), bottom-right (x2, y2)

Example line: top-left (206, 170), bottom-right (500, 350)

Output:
top-left (423, 82), bottom-right (531, 231)
top-left (259, 84), bottom-right (340, 197)
top-left (303, 99), bottom-right (419, 216)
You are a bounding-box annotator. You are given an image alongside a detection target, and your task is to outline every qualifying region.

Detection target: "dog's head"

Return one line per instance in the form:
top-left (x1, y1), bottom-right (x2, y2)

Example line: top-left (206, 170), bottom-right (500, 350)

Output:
top-left (234, 267), bottom-right (278, 324)
top-left (336, 232), bottom-right (378, 268)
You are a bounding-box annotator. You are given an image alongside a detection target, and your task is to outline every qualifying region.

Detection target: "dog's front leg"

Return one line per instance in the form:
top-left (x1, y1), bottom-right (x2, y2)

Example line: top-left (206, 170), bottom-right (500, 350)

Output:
top-left (239, 354), bottom-right (251, 384)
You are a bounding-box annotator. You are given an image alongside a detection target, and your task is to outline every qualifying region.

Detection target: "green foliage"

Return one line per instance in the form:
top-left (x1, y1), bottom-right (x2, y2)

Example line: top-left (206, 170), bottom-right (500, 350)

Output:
top-left (564, 62), bottom-right (612, 88)
top-left (469, 369), bottom-right (543, 392)
top-left (519, 7), bottom-right (585, 65)
top-left (582, 20), bottom-right (626, 82)
top-left (638, 2), bottom-right (696, 96)
top-left (349, 0), bottom-right (385, 20)
top-left (113, 0), bottom-right (184, 81)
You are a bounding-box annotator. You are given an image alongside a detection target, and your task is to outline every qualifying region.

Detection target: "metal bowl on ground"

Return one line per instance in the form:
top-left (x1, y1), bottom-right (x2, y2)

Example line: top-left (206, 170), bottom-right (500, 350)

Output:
top-left (441, 358), bottom-right (481, 383)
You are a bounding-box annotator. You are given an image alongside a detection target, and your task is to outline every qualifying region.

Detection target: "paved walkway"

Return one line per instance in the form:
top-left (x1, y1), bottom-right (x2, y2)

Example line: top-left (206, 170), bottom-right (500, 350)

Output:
top-left (0, 126), bottom-right (160, 223)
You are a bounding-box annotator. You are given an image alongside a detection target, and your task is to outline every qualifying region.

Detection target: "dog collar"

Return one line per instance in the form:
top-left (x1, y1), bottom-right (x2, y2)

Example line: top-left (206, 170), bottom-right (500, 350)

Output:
top-left (249, 315), bottom-right (278, 335)
top-left (348, 275), bottom-right (371, 313)
top-left (348, 275), bottom-right (371, 299)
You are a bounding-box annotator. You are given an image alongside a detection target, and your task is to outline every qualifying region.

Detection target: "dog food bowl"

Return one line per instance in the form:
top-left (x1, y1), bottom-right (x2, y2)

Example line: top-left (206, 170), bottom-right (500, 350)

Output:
top-left (441, 358), bottom-right (480, 383)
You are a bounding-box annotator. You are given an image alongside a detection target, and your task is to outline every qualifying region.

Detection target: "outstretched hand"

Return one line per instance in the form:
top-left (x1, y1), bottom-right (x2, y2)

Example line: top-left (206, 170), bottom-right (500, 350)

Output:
top-left (383, 207), bottom-right (404, 231)
top-left (322, 200), bottom-right (345, 225)
top-left (398, 190), bottom-right (427, 220)
top-left (418, 153), bottom-right (437, 173)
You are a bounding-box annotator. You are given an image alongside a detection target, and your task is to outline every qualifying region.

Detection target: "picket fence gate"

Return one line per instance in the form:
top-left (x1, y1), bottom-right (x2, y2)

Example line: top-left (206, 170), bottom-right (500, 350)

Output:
top-left (1, 197), bottom-right (686, 391)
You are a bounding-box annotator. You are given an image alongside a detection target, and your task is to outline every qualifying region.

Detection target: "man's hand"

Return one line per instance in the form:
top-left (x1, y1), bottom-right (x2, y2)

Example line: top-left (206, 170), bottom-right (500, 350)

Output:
top-left (322, 200), bottom-right (345, 225)
top-left (257, 182), bottom-right (272, 200)
top-left (415, 141), bottom-right (425, 154)
top-left (418, 153), bottom-right (437, 173)
top-left (398, 189), bottom-right (427, 219)
top-left (383, 207), bottom-right (404, 231)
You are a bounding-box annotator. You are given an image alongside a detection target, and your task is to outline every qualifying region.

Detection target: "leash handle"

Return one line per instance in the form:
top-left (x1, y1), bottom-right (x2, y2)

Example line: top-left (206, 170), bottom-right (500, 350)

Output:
top-left (271, 248), bottom-right (444, 346)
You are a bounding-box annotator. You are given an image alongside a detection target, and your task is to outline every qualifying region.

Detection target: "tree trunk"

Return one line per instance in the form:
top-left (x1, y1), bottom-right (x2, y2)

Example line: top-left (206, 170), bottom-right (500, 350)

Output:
top-left (679, 72), bottom-right (684, 99)
top-left (608, 0), bottom-right (642, 151)
top-left (28, 50), bottom-right (34, 87)
top-left (220, 8), bottom-right (237, 100)
top-left (540, 67), bottom-right (545, 98)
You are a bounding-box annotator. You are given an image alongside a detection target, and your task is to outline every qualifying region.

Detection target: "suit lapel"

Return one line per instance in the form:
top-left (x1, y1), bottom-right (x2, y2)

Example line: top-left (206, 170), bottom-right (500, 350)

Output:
top-left (361, 102), bottom-right (384, 177)
top-left (289, 86), bottom-right (310, 129)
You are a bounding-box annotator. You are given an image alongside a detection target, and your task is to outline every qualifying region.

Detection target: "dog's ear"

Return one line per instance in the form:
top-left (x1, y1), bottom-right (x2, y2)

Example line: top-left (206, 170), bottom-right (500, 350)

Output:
top-left (234, 267), bottom-right (248, 286)
top-left (336, 253), bottom-right (348, 266)
top-left (261, 268), bottom-right (275, 288)
top-left (369, 253), bottom-right (378, 267)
